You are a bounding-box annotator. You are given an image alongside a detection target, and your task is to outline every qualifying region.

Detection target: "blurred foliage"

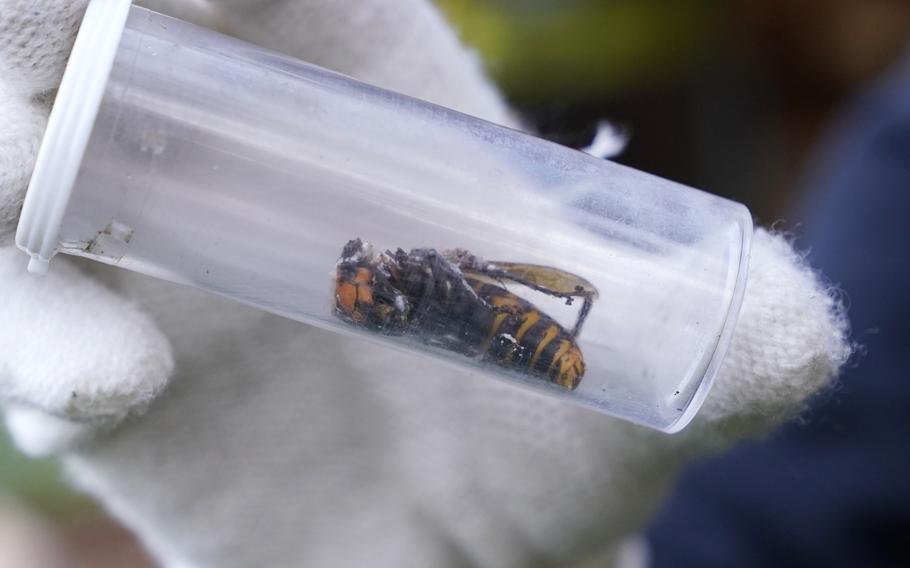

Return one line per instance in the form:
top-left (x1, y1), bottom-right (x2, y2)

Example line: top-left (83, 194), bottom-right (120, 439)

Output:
top-left (0, 429), bottom-right (94, 518)
top-left (438, 0), bottom-right (910, 221)
top-left (437, 0), bottom-right (720, 102)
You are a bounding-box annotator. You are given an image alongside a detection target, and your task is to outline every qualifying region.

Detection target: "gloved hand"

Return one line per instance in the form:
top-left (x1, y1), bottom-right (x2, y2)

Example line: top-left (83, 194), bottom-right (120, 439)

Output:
top-left (0, 1), bottom-right (850, 566)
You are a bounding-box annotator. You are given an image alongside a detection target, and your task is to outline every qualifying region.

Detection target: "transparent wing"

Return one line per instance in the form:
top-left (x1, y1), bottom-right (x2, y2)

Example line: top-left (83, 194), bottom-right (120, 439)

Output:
top-left (481, 262), bottom-right (598, 300)
top-left (463, 261), bottom-right (598, 337)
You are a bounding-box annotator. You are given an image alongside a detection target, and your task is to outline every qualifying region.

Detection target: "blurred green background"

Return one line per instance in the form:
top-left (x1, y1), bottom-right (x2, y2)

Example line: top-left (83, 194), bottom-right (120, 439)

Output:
top-left (0, 430), bottom-right (89, 516)
top-left (3, 0), bottom-right (910, 565)
top-left (439, 0), bottom-right (719, 101)
top-left (438, 0), bottom-right (910, 221)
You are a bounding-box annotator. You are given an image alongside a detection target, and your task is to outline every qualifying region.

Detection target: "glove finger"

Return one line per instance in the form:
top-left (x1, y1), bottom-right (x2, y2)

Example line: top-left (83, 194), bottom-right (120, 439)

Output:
top-left (0, 0), bottom-right (88, 96)
top-left (694, 228), bottom-right (851, 432)
top-left (3, 402), bottom-right (95, 457)
top-left (208, 0), bottom-right (516, 125)
top-left (0, 85), bottom-right (45, 244)
top-left (0, 1), bottom-right (87, 242)
top-left (0, 248), bottom-right (174, 451)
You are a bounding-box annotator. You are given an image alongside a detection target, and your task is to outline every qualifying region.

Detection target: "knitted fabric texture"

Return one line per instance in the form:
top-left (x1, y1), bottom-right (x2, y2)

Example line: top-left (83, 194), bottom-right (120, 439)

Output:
top-left (0, 1), bottom-right (850, 566)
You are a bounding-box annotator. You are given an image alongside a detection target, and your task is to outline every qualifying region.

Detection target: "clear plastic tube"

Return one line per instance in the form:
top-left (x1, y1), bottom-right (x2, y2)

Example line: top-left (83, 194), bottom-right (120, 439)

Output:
top-left (16, 1), bottom-right (752, 432)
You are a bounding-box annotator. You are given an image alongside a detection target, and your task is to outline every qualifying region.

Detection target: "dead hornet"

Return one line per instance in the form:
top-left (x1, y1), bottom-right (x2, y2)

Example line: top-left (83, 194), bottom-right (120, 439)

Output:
top-left (334, 238), bottom-right (598, 390)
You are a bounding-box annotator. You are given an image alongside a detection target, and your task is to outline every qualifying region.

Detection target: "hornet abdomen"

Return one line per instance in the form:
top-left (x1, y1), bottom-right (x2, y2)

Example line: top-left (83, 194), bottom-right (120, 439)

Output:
top-left (467, 277), bottom-right (585, 390)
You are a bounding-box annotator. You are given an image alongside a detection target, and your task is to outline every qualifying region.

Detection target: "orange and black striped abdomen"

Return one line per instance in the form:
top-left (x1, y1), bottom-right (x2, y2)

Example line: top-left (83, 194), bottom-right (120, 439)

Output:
top-left (467, 277), bottom-right (585, 390)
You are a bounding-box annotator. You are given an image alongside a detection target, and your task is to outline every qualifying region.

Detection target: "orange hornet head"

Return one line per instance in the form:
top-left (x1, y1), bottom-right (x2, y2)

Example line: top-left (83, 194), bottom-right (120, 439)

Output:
top-left (335, 239), bottom-right (375, 323)
top-left (335, 268), bottom-right (375, 323)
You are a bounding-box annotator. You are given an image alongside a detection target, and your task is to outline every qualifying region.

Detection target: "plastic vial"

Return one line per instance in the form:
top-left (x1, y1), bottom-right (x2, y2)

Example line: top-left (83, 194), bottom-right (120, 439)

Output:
top-left (16, 0), bottom-right (752, 432)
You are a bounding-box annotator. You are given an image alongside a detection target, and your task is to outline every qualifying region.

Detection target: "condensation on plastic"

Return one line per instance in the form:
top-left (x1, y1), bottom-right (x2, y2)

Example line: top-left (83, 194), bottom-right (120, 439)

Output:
top-left (20, 4), bottom-right (752, 432)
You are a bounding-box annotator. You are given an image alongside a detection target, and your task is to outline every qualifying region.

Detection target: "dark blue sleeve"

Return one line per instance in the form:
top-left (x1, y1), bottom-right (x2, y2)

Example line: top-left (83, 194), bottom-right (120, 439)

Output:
top-left (645, 52), bottom-right (910, 568)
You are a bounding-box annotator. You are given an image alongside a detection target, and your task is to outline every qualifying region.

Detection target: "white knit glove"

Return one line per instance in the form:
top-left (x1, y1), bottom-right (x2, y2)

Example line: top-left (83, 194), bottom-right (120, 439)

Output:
top-left (0, 1), bottom-right (850, 566)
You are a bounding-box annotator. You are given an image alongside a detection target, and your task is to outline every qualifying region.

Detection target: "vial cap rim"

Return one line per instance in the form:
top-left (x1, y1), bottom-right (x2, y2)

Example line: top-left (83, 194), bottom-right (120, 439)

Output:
top-left (15, 0), bottom-right (133, 274)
